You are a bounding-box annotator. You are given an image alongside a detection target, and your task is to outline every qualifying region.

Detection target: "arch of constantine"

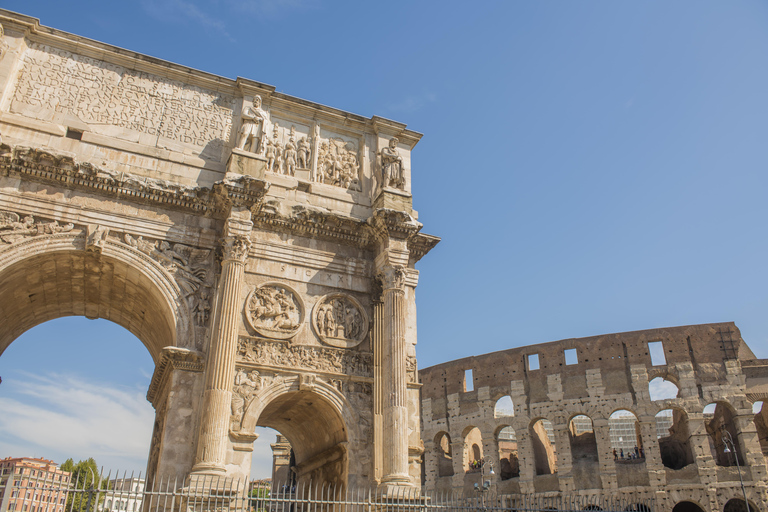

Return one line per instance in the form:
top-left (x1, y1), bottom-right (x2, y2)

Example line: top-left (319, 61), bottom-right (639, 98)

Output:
top-left (0, 9), bottom-right (437, 492)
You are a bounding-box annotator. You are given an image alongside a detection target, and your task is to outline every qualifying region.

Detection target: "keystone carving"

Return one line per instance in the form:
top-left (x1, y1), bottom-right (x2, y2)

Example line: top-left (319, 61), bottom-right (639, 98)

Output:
top-left (312, 294), bottom-right (369, 348)
top-left (86, 225), bottom-right (110, 253)
top-left (245, 284), bottom-right (304, 339)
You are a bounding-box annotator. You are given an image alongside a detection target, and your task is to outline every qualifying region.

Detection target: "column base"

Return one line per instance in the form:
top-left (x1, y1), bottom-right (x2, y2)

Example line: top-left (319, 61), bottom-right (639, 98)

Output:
top-left (190, 462), bottom-right (226, 475)
top-left (378, 475), bottom-right (417, 497)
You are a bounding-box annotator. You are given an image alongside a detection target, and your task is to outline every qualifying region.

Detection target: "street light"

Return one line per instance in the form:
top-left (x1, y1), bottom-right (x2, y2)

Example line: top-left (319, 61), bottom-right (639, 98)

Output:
top-left (473, 457), bottom-right (495, 510)
top-left (721, 427), bottom-right (750, 512)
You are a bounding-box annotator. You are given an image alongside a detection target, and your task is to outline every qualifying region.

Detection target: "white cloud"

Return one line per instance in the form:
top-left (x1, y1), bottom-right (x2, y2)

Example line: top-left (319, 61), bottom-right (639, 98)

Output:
top-left (648, 377), bottom-right (679, 401)
top-left (386, 92), bottom-right (438, 114)
top-left (0, 373), bottom-right (154, 471)
top-left (140, 0), bottom-right (235, 42)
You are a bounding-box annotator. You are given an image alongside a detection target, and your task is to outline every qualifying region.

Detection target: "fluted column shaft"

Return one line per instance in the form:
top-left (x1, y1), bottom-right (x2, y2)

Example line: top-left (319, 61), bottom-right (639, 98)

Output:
top-left (378, 264), bottom-right (410, 486)
top-left (193, 210), bottom-right (252, 474)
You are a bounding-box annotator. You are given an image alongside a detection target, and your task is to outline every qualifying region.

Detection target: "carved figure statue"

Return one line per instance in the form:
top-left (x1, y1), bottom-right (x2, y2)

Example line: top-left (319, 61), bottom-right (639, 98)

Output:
top-left (380, 137), bottom-right (405, 190)
top-left (265, 139), bottom-right (277, 172)
top-left (246, 285), bottom-right (302, 337)
top-left (193, 288), bottom-right (211, 326)
top-left (0, 211), bottom-right (74, 244)
top-left (231, 369), bottom-right (261, 431)
top-left (297, 137), bottom-right (311, 169)
top-left (284, 138), bottom-right (297, 176)
top-left (235, 96), bottom-right (268, 153)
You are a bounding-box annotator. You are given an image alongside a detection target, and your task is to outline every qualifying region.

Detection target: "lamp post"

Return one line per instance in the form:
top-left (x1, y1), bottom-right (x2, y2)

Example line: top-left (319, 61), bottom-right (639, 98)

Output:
top-left (721, 427), bottom-right (750, 512)
top-left (473, 458), bottom-right (495, 510)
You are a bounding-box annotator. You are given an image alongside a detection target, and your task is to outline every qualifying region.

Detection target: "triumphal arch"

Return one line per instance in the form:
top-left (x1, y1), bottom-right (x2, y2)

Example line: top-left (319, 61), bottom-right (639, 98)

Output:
top-left (0, 10), bottom-right (438, 491)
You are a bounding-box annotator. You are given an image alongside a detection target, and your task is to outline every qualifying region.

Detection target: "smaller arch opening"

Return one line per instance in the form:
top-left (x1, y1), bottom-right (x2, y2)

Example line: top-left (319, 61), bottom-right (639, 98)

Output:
top-left (609, 410), bottom-right (644, 462)
top-left (704, 402), bottom-right (743, 467)
top-left (656, 409), bottom-right (694, 470)
top-left (463, 427), bottom-right (483, 472)
top-left (752, 401), bottom-right (768, 456)
top-left (494, 395), bottom-right (514, 418)
top-left (496, 426), bottom-right (519, 480)
top-left (648, 377), bottom-right (679, 401)
top-left (724, 498), bottom-right (759, 512)
top-left (435, 432), bottom-right (454, 477)
top-left (530, 418), bottom-right (557, 475)
top-left (672, 501), bottom-right (706, 512)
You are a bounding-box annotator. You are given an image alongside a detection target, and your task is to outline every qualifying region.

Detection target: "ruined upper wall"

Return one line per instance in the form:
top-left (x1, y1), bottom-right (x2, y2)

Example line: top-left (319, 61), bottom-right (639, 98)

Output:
top-left (0, 10), bottom-right (421, 221)
top-left (420, 322), bottom-right (755, 403)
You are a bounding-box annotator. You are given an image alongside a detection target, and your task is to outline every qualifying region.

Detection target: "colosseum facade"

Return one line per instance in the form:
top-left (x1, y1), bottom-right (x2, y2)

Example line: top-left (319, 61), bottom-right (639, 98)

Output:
top-left (420, 322), bottom-right (768, 512)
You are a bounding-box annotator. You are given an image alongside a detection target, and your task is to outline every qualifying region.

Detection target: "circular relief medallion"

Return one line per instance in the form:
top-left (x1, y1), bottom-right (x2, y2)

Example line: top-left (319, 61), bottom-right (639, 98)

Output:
top-left (312, 293), bottom-right (369, 348)
top-left (245, 283), bottom-right (304, 339)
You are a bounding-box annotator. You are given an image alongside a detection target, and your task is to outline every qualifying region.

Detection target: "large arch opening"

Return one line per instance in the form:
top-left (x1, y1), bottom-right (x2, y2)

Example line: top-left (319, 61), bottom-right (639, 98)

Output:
top-left (254, 390), bottom-right (348, 489)
top-left (0, 249), bottom-right (181, 362)
top-left (435, 432), bottom-right (454, 478)
top-left (752, 401), bottom-right (768, 456)
top-left (609, 410), bottom-right (644, 461)
top-left (0, 317), bottom-right (155, 471)
top-left (569, 414), bottom-right (600, 489)
top-left (496, 426), bottom-right (519, 480)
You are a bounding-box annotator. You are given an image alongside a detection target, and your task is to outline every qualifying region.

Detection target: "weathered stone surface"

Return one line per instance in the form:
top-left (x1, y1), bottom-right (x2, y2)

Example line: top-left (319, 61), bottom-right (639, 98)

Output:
top-left (420, 323), bottom-right (768, 511)
top-left (0, 10), bottom-right (437, 491)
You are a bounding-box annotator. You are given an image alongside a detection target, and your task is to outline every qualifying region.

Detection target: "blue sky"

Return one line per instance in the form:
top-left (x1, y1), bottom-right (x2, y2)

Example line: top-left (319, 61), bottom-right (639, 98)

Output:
top-left (2, 0), bottom-right (768, 479)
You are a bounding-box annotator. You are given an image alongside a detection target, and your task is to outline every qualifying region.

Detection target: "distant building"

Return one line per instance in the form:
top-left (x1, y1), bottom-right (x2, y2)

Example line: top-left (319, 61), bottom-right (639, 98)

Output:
top-left (102, 478), bottom-right (144, 512)
top-left (0, 457), bottom-right (71, 512)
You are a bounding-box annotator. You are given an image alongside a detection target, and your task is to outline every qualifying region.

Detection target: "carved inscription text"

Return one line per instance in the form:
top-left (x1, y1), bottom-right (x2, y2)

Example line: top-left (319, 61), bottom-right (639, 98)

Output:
top-left (12, 44), bottom-right (236, 149)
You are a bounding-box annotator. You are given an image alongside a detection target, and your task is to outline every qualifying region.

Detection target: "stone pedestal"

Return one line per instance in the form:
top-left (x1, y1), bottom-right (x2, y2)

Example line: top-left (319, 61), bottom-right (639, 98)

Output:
top-left (227, 149), bottom-right (267, 179)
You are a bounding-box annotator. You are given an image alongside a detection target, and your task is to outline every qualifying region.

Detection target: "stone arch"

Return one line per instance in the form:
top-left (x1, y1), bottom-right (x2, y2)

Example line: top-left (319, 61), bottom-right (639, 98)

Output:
top-left (495, 425), bottom-right (519, 480)
top-left (608, 409), bottom-right (644, 460)
top-left (461, 426), bottom-right (483, 471)
top-left (655, 407), bottom-right (694, 470)
top-left (672, 501), bottom-right (707, 512)
top-left (434, 431), bottom-right (454, 477)
top-left (494, 395), bottom-right (515, 418)
top-left (242, 375), bottom-right (358, 488)
top-left (724, 498), bottom-right (759, 512)
top-left (529, 418), bottom-right (557, 475)
top-left (648, 376), bottom-right (680, 401)
top-left (704, 401), bottom-right (743, 467)
top-left (752, 400), bottom-right (768, 456)
top-left (568, 414), bottom-right (600, 490)
top-left (0, 233), bottom-right (192, 361)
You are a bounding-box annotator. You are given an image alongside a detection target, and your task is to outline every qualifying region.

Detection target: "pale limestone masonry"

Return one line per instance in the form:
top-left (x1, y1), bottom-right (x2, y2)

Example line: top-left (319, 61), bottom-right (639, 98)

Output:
top-left (420, 323), bottom-right (768, 512)
top-left (0, 10), bottom-right (438, 491)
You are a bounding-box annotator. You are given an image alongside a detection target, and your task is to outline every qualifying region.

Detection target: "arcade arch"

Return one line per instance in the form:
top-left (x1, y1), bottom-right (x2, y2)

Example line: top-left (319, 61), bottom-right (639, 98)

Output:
top-left (434, 432), bottom-right (454, 477)
top-left (723, 498), bottom-right (759, 512)
top-left (530, 418), bottom-right (557, 475)
top-left (656, 408), bottom-right (694, 470)
top-left (704, 402), bottom-right (743, 467)
top-left (648, 377), bottom-right (680, 401)
top-left (752, 401), bottom-right (768, 456)
top-left (609, 410), bottom-right (644, 460)
top-left (462, 427), bottom-right (483, 471)
top-left (496, 426), bottom-right (519, 480)
top-left (671, 502), bottom-right (706, 512)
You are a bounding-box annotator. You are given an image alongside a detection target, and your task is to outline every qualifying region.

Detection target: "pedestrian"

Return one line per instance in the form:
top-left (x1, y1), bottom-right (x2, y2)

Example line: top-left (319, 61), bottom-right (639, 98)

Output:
top-left (613, 448), bottom-right (618, 461)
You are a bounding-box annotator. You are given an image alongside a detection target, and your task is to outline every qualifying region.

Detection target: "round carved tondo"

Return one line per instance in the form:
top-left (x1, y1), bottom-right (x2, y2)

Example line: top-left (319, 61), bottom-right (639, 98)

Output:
top-left (312, 293), bottom-right (369, 348)
top-left (245, 283), bottom-right (304, 339)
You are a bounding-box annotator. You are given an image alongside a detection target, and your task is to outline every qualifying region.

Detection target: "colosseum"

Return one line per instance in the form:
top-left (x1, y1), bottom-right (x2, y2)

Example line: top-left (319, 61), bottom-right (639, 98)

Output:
top-left (419, 322), bottom-right (768, 512)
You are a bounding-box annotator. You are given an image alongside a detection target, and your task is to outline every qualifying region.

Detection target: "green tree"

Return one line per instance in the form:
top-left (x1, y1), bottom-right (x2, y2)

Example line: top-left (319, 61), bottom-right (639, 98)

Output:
top-left (248, 487), bottom-right (270, 512)
top-left (60, 458), bottom-right (110, 512)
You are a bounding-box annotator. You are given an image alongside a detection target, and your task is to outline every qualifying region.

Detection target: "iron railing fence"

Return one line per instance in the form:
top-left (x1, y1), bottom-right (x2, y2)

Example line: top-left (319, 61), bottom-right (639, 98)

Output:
top-left (0, 471), bottom-right (655, 512)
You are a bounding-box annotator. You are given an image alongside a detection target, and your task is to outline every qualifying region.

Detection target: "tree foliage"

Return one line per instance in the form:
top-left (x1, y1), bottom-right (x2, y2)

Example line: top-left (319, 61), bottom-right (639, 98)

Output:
top-left (60, 458), bottom-right (110, 512)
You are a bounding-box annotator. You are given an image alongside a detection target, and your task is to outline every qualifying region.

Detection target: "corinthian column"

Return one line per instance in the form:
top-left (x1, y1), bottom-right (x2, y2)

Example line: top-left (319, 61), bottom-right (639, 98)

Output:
top-left (377, 264), bottom-right (410, 488)
top-left (192, 207), bottom-right (253, 474)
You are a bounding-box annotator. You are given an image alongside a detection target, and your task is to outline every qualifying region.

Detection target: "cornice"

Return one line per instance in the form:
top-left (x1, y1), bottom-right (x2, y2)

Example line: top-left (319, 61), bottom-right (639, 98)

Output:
top-left (370, 208), bottom-right (422, 241)
top-left (409, 233), bottom-right (441, 264)
top-left (254, 202), bottom-right (375, 250)
top-left (0, 143), bottom-right (269, 218)
top-left (0, 9), bottom-right (423, 144)
top-left (146, 347), bottom-right (204, 406)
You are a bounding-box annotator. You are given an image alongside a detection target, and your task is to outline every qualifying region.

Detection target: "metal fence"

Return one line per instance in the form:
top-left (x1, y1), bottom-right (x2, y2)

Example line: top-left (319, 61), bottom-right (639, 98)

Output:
top-left (0, 471), bottom-right (655, 512)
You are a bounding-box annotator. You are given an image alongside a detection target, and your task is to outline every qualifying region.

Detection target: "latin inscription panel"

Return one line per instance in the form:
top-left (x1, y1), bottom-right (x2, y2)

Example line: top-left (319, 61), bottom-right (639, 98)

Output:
top-left (11, 43), bottom-right (237, 150)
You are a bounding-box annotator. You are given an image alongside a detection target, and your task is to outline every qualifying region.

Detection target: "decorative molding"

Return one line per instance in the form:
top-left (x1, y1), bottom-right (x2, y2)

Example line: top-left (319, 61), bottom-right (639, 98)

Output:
top-left (146, 347), bottom-right (204, 406)
top-left (237, 337), bottom-right (372, 378)
top-left (0, 144), bottom-right (269, 218)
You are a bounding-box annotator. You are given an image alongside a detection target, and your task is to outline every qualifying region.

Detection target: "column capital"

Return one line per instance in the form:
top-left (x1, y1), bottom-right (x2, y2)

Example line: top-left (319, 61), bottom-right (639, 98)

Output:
top-left (221, 206), bottom-right (253, 263)
top-left (376, 264), bottom-right (406, 293)
top-left (221, 236), bottom-right (251, 263)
